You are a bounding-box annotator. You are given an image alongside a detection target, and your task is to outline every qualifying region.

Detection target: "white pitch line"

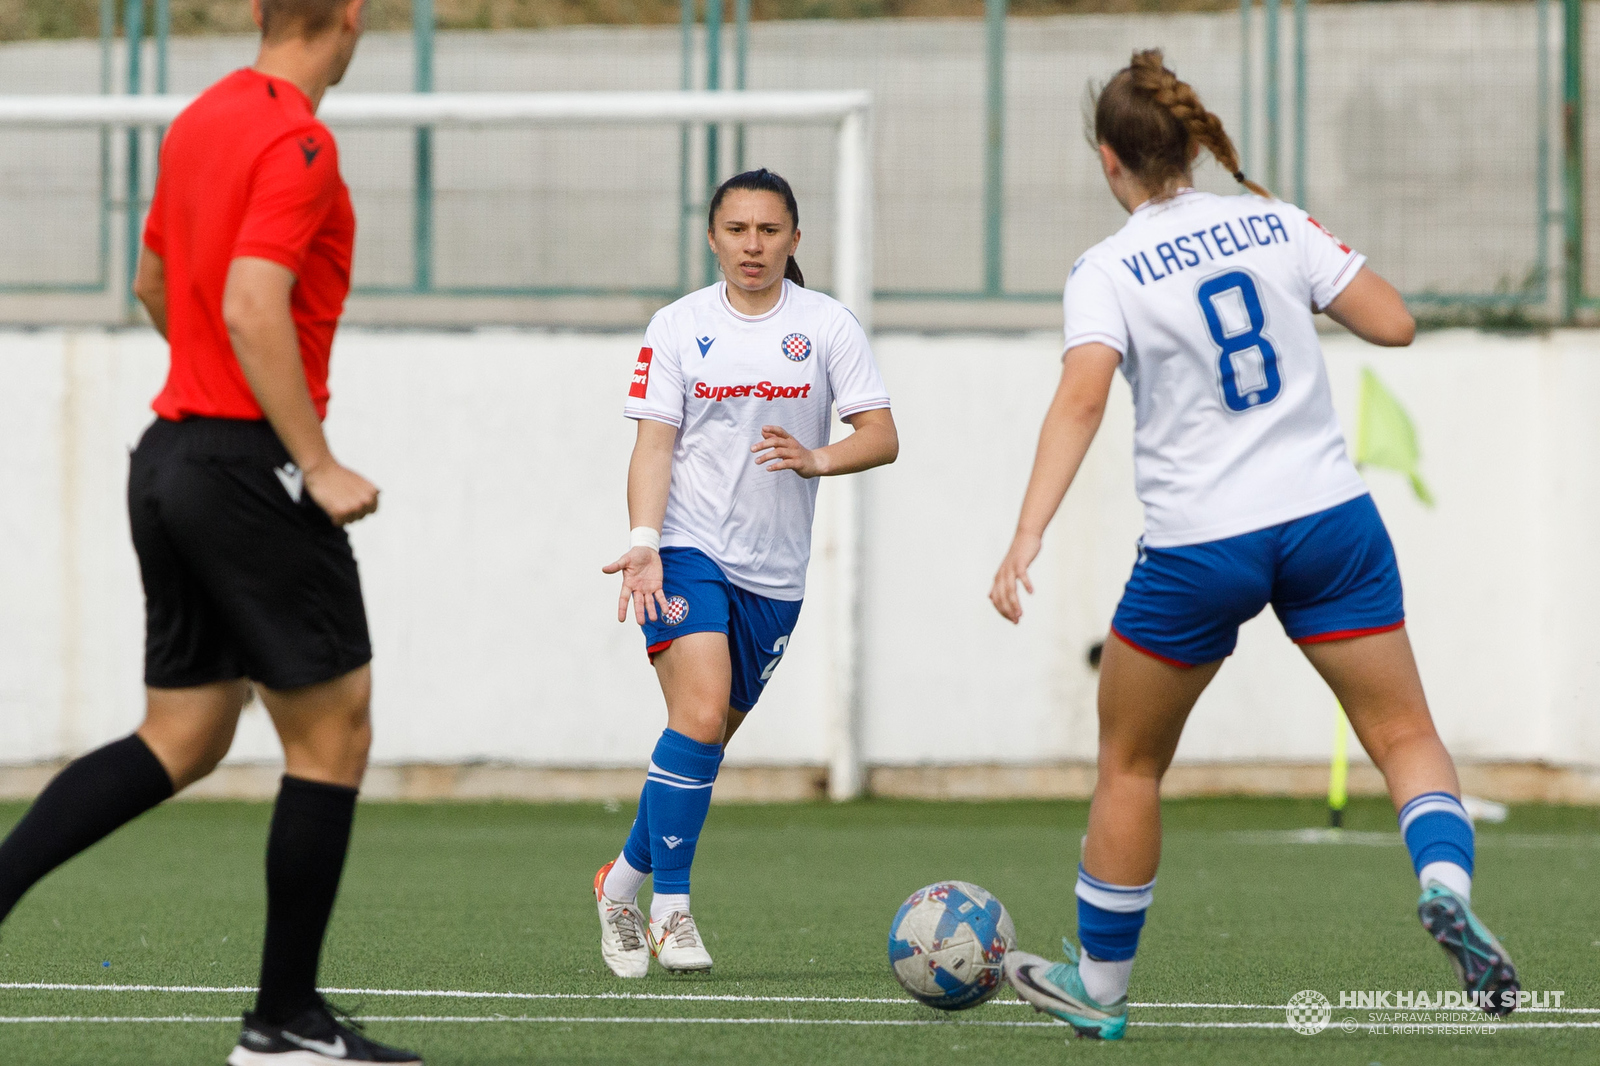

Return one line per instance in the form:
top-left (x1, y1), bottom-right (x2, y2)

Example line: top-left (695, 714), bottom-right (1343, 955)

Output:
top-left (0, 1016), bottom-right (240, 1024)
top-left (2, 984), bottom-right (258, 995)
top-left (3, 983), bottom-right (1596, 1015)
top-left (1, 1014), bottom-right (1599, 1031)
top-left (1227, 830), bottom-right (1600, 849)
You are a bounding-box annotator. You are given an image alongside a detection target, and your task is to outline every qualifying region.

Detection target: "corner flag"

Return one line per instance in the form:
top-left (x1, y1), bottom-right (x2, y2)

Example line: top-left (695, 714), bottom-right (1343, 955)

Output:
top-left (1329, 703), bottom-right (1349, 828)
top-left (1355, 367), bottom-right (1434, 506)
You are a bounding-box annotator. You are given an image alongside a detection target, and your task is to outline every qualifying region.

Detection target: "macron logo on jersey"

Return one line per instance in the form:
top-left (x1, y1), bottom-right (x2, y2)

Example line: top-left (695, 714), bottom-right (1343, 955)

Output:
top-left (628, 347), bottom-right (653, 398)
top-left (694, 381), bottom-right (813, 403)
top-left (697, 335), bottom-right (715, 357)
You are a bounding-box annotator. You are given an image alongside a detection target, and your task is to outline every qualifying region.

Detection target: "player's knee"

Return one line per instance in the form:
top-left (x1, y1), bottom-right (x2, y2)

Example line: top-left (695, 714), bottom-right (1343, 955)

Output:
top-left (1096, 735), bottom-right (1171, 782)
top-left (316, 697), bottom-right (372, 760)
top-left (1360, 708), bottom-right (1440, 764)
top-left (673, 704), bottom-right (727, 746)
top-left (140, 711), bottom-right (240, 790)
top-left (344, 710), bottom-right (373, 760)
top-left (190, 730), bottom-right (234, 780)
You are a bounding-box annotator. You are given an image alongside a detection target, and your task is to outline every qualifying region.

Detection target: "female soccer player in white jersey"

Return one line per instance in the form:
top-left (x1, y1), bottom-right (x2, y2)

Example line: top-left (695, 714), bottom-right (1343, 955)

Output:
top-left (990, 51), bottom-right (1519, 1038)
top-left (592, 169), bottom-right (897, 976)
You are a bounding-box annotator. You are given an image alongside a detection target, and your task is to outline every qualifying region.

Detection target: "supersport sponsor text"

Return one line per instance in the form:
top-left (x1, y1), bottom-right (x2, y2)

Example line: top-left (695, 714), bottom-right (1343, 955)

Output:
top-left (694, 381), bottom-right (814, 402)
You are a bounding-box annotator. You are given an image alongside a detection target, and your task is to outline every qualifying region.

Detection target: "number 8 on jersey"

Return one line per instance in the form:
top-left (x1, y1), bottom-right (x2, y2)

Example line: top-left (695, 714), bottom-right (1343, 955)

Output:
top-left (1197, 270), bottom-right (1281, 411)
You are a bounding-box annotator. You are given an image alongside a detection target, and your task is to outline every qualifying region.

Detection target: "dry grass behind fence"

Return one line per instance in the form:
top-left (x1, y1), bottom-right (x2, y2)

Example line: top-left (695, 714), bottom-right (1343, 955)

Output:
top-left (7, 0), bottom-right (1401, 43)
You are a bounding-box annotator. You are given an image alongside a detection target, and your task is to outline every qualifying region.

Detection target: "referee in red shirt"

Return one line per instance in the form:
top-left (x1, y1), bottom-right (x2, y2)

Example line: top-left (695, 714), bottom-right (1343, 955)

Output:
top-left (0, 2), bottom-right (420, 1063)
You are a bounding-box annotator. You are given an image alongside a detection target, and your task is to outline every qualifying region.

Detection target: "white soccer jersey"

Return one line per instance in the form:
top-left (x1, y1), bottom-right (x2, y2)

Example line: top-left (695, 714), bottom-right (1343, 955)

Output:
top-left (1064, 189), bottom-right (1370, 548)
top-left (624, 280), bottom-right (891, 600)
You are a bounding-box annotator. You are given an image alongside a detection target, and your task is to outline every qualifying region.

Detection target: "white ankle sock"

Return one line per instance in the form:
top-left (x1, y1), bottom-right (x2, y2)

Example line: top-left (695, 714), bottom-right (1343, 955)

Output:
top-left (1419, 860), bottom-right (1472, 903)
top-left (601, 853), bottom-right (648, 903)
top-left (1079, 954), bottom-right (1134, 1004)
top-left (651, 892), bottom-right (690, 922)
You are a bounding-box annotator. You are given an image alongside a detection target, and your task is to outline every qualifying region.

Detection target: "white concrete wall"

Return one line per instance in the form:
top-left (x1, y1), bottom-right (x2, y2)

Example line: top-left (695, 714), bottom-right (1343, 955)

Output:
top-left (1, 326), bottom-right (1596, 773)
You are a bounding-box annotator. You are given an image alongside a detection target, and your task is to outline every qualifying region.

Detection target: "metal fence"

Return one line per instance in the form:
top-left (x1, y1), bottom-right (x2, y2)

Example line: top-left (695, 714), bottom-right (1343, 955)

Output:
top-left (0, 0), bottom-right (1593, 323)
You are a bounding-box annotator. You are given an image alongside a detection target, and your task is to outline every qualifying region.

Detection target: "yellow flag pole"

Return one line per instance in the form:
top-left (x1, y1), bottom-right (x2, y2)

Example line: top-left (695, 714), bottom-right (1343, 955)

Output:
top-left (1329, 703), bottom-right (1350, 829)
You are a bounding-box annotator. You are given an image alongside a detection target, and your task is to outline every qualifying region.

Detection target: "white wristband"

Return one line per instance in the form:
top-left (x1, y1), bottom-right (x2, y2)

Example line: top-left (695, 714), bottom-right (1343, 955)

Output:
top-left (630, 526), bottom-right (661, 552)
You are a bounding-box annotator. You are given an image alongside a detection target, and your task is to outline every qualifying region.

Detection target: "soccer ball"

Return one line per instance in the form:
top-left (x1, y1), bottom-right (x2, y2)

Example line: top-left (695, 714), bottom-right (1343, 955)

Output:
top-left (887, 880), bottom-right (1016, 1010)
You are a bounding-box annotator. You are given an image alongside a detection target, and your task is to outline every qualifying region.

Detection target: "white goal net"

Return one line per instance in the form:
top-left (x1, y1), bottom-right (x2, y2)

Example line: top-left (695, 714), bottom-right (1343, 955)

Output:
top-left (0, 90), bottom-right (874, 329)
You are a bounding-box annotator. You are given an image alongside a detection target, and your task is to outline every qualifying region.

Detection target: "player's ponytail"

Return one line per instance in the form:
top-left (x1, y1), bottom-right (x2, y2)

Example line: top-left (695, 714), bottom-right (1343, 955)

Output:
top-left (709, 168), bottom-right (806, 288)
top-left (1094, 49), bottom-right (1272, 201)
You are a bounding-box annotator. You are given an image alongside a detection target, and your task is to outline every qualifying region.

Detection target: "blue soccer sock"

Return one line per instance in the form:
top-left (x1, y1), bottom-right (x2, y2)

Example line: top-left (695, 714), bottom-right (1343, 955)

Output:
top-left (1399, 791), bottom-right (1474, 900)
top-left (1075, 865), bottom-right (1154, 1005)
top-left (619, 784), bottom-right (653, 878)
top-left (643, 729), bottom-right (723, 901)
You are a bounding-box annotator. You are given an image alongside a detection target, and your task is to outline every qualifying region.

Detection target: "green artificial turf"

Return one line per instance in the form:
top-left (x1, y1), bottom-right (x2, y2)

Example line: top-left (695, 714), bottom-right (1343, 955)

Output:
top-left (0, 797), bottom-right (1596, 1064)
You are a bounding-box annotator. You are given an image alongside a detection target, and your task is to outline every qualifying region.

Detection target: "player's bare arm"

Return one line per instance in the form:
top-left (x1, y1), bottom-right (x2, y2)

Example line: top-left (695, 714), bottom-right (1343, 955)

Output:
top-left (989, 341), bottom-right (1120, 625)
top-left (132, 249), bottom-right (169, 339)
top-left (223, 256), bottom-right (378, 526)
top-left (603, 417), bottom-right (675, 624)
top-left (752, 407), bottom-right (897, 478)
top-left (1322, 265), bottom-right (1416, 347)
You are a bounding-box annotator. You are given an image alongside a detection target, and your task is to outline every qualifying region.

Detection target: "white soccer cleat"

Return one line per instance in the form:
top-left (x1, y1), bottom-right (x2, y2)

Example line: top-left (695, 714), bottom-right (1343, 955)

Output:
top-left (649, 911), bottom-right (714, 973)
top-left (594, 862), bottom-right (650, 978)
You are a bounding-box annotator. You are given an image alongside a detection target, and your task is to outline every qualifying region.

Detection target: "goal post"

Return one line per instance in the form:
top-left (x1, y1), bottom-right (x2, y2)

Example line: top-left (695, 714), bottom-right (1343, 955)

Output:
top-left (0, 90), bottom-right (874, 326)
top-left (0, 89), bottom-right (875, 801)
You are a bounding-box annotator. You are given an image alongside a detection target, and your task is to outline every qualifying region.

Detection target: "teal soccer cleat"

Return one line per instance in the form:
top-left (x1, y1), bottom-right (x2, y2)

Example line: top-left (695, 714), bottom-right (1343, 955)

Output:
top-left (1417, 881), bottom-right (1520, 1016)
top-left (1003, 940), bottom-right (1129, 1040)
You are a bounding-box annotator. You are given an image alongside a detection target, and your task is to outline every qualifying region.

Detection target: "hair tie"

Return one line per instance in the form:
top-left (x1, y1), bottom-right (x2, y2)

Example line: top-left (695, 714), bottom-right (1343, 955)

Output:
top-left (1232, 170), bottom-right (1246, 183)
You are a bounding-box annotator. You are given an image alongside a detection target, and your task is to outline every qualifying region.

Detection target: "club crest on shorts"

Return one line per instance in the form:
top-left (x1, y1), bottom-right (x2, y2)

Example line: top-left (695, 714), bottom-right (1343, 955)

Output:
top-left (781, 333), bottom-right (812, 362)
top-left (662, 595), bottom-right (690, 626)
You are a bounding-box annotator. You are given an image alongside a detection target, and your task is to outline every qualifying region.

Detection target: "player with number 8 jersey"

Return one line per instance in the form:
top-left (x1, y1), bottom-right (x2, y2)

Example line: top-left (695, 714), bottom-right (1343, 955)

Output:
top-left (1065, 192), bottom-right (1367, 547)
top-left (991, 50), bottom-right (1519, 1039)
top-left (596, 169), bottom-right (897, 978)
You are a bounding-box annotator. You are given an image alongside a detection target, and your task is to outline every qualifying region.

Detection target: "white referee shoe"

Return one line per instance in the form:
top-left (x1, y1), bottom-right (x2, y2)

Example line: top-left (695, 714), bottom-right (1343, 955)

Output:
top-left (594, 862), bottom-right (650, 979)
top-left (649, 911), bottom-right (714, 973)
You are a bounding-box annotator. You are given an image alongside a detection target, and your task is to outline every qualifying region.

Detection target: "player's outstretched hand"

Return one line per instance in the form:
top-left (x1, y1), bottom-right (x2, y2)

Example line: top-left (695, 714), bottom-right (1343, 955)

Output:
top-left (304, 461), bottom-right (380, 526)
top-left (603, 546), bottom-right (669, 625)
top-left (752, 425), bottom-right (824, 478)
top-left (989, 532), bottom-right (1041, 624)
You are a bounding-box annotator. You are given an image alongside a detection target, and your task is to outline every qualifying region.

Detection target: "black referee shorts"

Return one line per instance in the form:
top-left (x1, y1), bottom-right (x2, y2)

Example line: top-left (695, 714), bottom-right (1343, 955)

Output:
top-left (128, 417), bottom-right (372, 691)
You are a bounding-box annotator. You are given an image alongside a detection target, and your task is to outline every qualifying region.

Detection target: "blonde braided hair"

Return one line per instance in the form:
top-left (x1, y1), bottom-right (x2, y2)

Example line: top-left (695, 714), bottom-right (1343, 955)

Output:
top-left (1096, 49), bottom-right (1271, 200)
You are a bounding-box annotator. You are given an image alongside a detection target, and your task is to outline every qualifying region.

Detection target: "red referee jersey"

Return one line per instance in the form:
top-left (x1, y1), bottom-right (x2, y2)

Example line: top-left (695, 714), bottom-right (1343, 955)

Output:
top-left (143, 68), bottom-right (354, 422)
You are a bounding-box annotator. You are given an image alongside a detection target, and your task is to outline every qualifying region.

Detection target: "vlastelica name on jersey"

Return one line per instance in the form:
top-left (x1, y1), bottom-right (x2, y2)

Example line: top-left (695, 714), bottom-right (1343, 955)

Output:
top-left (1119, 210), bottom-right (1291, 286)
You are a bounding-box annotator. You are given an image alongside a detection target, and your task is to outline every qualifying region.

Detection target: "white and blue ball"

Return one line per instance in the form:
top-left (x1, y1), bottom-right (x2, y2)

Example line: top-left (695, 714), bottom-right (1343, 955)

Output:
top-left (888, 880), bottom-right (1016, 1010)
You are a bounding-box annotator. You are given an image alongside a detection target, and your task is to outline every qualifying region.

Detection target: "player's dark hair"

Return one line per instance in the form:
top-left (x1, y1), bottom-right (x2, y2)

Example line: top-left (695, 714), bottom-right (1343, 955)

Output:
top-left (1092, 49), bottom-right (1272, 201)
top-left (708, 168), bottom-right (805, 287)
top-left (260, 0), bottom-right (349, 42)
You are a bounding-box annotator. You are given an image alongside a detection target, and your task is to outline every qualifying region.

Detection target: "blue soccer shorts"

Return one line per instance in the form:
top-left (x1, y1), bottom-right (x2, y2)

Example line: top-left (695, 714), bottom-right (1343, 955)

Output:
top-left (1110, 493), bottom-right (1405, 668)
top-left (641, 546), bottom-right (803, 712)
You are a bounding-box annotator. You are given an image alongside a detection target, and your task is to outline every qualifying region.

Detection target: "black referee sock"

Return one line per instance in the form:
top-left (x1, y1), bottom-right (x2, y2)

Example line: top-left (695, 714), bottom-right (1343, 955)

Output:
top-left (255, 775), bottom-right (359, 1026)
top-left (0, 734), bottom-right (174, 923)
